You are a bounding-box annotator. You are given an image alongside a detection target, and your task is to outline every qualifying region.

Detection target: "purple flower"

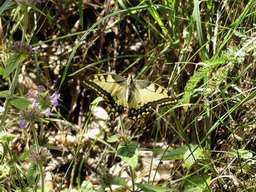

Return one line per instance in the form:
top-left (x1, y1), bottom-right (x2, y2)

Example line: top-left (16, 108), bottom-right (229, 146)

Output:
top-left (27, 90), bottom-right (37, 98)
top-left (19, 119), bottom-right (28, 129)
top-left (31, 100), bottom-right (39, 109)
top-left (38, 85), bottom-right (46, 92)
top-left (50, 92), bottom-right (60, 107)
top-left (12, 41), bottom-right (32, 55)
top-left (42, 108), bottom-right (51, 117)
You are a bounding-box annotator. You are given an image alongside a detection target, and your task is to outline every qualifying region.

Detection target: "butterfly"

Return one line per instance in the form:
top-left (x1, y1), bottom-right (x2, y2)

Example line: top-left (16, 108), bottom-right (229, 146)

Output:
top-left (83, 73), bottom-right (176, 119)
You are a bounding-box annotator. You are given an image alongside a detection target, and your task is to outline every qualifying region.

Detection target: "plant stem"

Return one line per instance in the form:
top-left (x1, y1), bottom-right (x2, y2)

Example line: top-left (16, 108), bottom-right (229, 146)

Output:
top-left (129, 166), bottom-right (135, 192)
top-left (0, 5), bottom-right (29, 131)
top-left (32, 127), bottom-right (44, 192)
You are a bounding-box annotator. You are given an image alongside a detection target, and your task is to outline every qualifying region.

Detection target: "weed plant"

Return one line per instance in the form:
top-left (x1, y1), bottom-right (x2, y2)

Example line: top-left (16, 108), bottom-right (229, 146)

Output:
top-left (0, 0), bottom-right (255, 191)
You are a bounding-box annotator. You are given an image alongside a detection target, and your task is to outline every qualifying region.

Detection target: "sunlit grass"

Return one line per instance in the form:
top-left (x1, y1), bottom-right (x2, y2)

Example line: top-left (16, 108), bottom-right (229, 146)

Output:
top-left (0, 0), bottom-right (255, 191)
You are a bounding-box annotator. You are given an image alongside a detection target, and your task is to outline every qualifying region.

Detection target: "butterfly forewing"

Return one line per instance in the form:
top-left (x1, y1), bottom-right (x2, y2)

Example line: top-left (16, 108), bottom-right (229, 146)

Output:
top-left (89, 74), bottom-right (129, 107)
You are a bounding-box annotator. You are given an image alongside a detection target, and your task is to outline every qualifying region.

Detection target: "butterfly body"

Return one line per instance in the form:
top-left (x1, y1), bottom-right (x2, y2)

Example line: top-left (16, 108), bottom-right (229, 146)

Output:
top-left (83, 73), bottom-right (175, 119)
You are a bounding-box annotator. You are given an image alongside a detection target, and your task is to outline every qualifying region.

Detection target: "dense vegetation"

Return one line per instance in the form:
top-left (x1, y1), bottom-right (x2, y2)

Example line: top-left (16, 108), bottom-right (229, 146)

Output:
top-left (0, 0), bottom-right (255, 191)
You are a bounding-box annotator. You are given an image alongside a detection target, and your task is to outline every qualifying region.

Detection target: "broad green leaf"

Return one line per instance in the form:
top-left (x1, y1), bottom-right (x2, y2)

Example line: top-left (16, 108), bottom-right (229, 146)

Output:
top-left (184, 175), bottom-right (211, 192)
top-left (107, 175), bottom-right (127, 187)
top-left (81, 180), bottom-right (94, 192)
top-left (229, 149), bottom-right (253, 159)
top-left (10, 97), bottom-right (31, 110)
top-left (3, 53), bottom-right (28, 79)
top-left (27, 163), bottom-right (39, 186)
top-left (183, 145), bottom-right (206, 169)
top-left (117, 141), bottom-right (138, 169)
top-left (136, 183), bottom-right (169, 192)
top-left (162, 145), bottom-right (188, 160)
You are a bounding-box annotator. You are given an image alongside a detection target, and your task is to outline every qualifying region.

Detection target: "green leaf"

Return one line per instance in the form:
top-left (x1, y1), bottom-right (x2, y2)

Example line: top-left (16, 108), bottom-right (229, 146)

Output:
top-left (0, 163), bottom-right (11, 179)
top-left (0, 186), bottom-right (7, 192)
top-left (183, 145), bottom-right (206, 169)
top-left (27, 163), bottom-right (39, 186)
top-left (162, 145), bottom-right (188, 160)
top-left (182, 56), bottom-right (227, 111)
top-left (0, 90), bottom-right (10, 98)
top-left (0, 131), bottom-right (15, 144)
top-left (95, 186), bottom-right (105, 192)
top-left (136, 183), bottom-right (169, 192)
top-left (3, 53), bottom-right (28, 79)
top-left (0, 67), bottom-right (4, 76)
top-left (148, 4), bottom-right (169, 38)
top-left (184, 175), bottom-right (211, 192)
top-left (108, 175), bottom-right (127, 187)
top-left (107, 135), bottom-right (119, 143)
top-left (10, 97), bottom-right (31, 110)
top-left (102, 173), bottom-right (120, 187)
top-left (204, 62), bottom-right (234, 96)
top-left (0, 0), bottom-right (15, 16)
top-left (81, 180), bottom-right (94, 192)
top-left (229, 149), bottom-right (253, 159)
top-left (117, 141), bottom-right (138, 169)
top-left (19, 149), bottom-right (30, 161)
top-left (192, 0), bottom-right (207, 60)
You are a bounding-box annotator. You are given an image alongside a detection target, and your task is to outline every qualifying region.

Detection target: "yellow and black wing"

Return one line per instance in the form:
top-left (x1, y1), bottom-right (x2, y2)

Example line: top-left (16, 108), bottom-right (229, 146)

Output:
top-left (83, 73), bottom-right (176, 119)
top-left (83, 74), bottom-right (128, 106)
top-left (134, 79), bottom-right (170, 107)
